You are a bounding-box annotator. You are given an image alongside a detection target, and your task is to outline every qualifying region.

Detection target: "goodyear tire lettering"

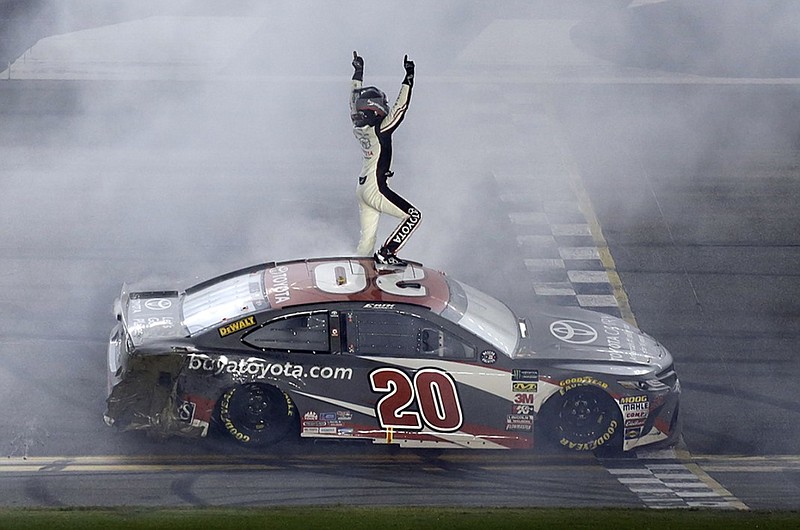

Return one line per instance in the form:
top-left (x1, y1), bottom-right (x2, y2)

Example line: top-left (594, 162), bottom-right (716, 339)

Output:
top-left (219, 388), bottom-right (251, 443)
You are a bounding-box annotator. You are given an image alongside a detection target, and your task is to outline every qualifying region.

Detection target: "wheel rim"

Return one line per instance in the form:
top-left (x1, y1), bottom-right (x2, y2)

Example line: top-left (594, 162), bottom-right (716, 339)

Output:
top-left (559, 390), bottom-right (608, 441)
top-left (242, 385), bottom-right (272, 431)
top-left (219, 384), bottom-right (294, 445)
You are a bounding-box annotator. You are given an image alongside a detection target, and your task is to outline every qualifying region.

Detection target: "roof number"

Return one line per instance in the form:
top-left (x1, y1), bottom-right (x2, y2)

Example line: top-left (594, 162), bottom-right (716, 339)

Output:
top-left (314, 262), bottom-right (368, 294)
top-left (314, 260), bottom-right (427, 298)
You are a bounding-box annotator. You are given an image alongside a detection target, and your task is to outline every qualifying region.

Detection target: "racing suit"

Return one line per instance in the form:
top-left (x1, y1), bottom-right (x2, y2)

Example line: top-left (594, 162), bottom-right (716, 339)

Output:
top-left (351, 60), bottom-right (421, 257)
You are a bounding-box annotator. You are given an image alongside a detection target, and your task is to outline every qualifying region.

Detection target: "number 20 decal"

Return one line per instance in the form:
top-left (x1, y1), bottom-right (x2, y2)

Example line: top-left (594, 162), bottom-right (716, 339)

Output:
top-left (313, 261), bottom-right (427, 297)
top-left (370, 367), bottom-right (463, 432)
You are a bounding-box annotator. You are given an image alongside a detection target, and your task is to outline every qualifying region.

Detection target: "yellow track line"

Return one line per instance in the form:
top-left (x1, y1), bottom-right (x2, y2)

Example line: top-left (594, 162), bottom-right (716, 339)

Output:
top-left (675, 448), bottom-right (749, 511)
top-left (540, 89), bottom-right (638, 327)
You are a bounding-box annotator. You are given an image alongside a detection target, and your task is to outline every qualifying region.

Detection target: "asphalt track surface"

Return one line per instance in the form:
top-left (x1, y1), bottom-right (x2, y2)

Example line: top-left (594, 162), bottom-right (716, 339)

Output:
top-left (1, 3), bottom-right (800, 511)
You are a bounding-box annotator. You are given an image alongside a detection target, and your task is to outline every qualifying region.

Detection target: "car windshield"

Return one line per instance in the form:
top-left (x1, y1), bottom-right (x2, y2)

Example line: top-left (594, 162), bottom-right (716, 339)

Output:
top-left (182, 271), bottom-right (268, 334)
top-left (441, 278), bottom-right (519, 357)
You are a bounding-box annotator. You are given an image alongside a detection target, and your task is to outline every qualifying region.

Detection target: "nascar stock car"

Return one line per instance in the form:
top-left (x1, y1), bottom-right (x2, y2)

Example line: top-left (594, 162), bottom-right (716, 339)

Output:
top-left (105, 256), bottom-right (680, 452)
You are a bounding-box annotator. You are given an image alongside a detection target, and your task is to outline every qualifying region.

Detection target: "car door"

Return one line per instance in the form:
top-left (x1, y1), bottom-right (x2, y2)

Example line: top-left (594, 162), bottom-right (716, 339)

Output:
top-left (236, 308), bottom-right (375, 439)
top-left (340, 306), bottom-right (526, 448)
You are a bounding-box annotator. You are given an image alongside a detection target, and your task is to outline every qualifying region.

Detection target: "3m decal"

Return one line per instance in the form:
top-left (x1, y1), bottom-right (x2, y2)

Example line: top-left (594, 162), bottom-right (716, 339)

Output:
top-left (218, 316), bottom-right (257, 337)
top-left (514, 393), bottom-right (535, 404)
top-left (370, 367), bottom-right (463, 432)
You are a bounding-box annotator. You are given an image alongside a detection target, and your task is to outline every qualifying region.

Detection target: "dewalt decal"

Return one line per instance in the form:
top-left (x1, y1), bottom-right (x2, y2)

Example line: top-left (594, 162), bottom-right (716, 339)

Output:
top-left (218, 316), bottom-right (257, 337)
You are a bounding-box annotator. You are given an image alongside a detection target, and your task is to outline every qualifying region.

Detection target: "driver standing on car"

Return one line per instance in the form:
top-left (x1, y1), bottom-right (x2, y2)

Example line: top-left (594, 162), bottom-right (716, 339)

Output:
top-left (350, 51), bottom-right (421, 267)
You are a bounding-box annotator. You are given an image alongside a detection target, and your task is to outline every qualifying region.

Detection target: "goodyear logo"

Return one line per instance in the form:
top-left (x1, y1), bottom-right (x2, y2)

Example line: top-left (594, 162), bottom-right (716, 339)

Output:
top-left (512, 382), bottom-right (538, 393)
top-left (218, 316), bottom-right (257, 337)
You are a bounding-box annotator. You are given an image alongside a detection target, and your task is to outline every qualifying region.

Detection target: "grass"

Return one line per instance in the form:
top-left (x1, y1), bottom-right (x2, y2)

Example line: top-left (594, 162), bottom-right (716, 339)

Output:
top-left (0, 506), bottom-right (798, 529)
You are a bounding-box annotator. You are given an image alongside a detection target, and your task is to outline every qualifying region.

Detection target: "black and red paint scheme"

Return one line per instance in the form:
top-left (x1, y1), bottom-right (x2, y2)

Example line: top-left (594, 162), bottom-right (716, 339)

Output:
top-left (105, 257), bottom-right (680, 452)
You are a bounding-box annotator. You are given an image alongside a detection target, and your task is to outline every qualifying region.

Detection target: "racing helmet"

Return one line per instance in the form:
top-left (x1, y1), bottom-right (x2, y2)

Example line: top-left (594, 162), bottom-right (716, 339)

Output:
top-left (352, 86), bottom-right (389, 126)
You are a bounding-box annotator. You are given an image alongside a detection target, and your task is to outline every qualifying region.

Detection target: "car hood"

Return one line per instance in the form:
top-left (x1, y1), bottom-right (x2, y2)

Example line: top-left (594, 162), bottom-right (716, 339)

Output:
top-left (516, 305), bottom-right (672, 373)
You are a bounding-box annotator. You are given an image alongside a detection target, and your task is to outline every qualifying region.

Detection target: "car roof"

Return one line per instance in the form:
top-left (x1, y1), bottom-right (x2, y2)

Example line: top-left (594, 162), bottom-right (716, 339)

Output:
top-left (189, 256), bottom-right (452, 315)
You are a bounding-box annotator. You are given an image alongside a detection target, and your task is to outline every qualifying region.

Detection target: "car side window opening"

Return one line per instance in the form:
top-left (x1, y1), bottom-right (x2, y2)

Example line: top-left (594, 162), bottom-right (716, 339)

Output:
top-left (346, 310), bottom-right (475, 359)
top-left (242, 312), bottom-right (329, 353)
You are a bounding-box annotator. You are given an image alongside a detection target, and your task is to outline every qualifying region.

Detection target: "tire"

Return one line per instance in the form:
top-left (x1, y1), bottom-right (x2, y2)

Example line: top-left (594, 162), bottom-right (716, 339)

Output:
top-left (216, 383), bottom-right (296, 447)
top-left (539, 384), bottom-right (622, 453)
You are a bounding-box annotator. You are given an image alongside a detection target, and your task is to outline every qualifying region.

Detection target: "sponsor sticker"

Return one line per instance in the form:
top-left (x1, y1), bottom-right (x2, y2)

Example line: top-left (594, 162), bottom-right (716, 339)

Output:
top-left (619, 395), bottom-right (648, 404)
top-left (514, 393), bottom-right (536, 404)
top-left (512, 382), bottom-right (538, 393)
top-left (550, 320), bottom-right (598, 344)
top-left (505, 414), bottom-right (533, 432)
top-left (480, 350), bottom-right (497, 364)
top-left (177, 400), bottom-right (196, 422)
top-left (621, 402), bottom-right (650, 412)
top-left (511, 369), bottom-right (539, 382)
top-left (363, 303), bottom-right (395, 309)
top-left (624, 409), bottom-right (648, 420)
top-left (187, 353), bottom-right (353, 381)
top-left (267, 266), bottom-right (292, 305)
top-left (145, 298), bottom-right (172, 311)
top-left (625, 427), bottom-right (643, 439)
top-left (559, 376), bottom-right (608, 392)
top-left (218, 316), bottom-right (257, 337)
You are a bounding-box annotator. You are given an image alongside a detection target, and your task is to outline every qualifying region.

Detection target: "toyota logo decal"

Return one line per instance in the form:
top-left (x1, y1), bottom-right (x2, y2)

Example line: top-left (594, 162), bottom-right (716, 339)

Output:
top-left (550, 320), bottom-right (598, 344)
top-left (144, 298), bottom-right (172, 311)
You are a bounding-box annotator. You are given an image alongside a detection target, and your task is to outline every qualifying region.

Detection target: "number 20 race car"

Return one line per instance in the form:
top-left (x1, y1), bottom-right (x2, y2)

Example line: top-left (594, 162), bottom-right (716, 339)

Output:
top-left (105, 257), bottom-right (680, 452)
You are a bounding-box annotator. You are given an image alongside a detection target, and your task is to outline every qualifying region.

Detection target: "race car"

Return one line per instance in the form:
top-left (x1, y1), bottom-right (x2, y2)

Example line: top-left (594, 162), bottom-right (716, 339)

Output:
top-left (105, 256), bottom-right (680, 452)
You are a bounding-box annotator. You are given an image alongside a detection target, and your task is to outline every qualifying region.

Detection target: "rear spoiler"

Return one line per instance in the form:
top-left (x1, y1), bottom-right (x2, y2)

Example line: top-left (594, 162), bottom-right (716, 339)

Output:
top-left (113, 284), bottom-right (181, 347)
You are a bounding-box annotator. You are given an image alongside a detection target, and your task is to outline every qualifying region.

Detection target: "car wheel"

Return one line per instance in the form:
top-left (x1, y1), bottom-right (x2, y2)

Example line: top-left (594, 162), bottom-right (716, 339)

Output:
top-left (540, 385), bottom-right (622, 453)
top-left (217, 383), bottom-right (296, 447)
